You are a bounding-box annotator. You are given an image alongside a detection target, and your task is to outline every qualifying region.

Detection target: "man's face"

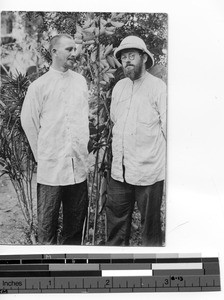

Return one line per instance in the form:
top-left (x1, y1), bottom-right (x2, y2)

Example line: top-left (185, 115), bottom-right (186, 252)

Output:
top-left (121, 49), bottom-right (146, 81)
top-left (53, 37), bottom-right (77, 70)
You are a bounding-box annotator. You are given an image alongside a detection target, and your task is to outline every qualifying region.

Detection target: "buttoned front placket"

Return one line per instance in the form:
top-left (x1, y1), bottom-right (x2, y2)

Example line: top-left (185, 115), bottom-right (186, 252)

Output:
top-left (122, 76), bottom-right (147, 181)
top-left (121, 81), bottom-right (134, 180)
top-left (61, 73), bottom-right (76, 184)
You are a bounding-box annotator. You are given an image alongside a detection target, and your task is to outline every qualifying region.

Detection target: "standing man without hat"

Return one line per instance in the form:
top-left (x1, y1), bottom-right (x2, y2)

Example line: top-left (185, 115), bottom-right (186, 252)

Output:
top-left (21, 34), bottom-right (89, 245)
top-left (106, 36), bottom-right (167, 246)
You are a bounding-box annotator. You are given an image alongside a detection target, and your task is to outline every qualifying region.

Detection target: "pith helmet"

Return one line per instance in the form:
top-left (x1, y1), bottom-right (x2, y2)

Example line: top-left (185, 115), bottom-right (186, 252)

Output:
top-left (114, 36), bottom-right (154, 69)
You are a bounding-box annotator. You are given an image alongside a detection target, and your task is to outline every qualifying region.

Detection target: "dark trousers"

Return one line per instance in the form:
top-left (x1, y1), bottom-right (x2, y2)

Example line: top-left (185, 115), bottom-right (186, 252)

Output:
top-left (37, 180), bottom-right (88, 245)
top-left (106, 178), bottom-right (164, 246)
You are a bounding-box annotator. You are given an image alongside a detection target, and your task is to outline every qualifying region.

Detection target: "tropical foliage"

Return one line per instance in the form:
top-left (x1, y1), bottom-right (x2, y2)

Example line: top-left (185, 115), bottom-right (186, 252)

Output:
top-left (0, 72), bottom-right (37, 243)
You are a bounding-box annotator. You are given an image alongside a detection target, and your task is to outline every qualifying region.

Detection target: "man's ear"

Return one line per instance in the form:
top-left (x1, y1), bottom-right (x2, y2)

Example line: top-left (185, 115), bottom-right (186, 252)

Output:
top-left (143, 53), bottom-right (148, 64)
top-left (52, 48), bottom-right (57, 55)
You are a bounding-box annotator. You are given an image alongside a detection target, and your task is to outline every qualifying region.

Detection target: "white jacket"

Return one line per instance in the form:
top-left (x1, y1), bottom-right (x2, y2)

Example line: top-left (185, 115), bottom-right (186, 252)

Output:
top-left (110, 72), bottom-right (166, 186)
top-left (21, 67), bottom-right (89, 186)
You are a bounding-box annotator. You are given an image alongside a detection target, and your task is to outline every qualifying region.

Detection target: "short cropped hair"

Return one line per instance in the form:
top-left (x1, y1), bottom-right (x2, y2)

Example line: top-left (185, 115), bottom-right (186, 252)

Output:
top-left (49, 34), bottom-right (73, 54)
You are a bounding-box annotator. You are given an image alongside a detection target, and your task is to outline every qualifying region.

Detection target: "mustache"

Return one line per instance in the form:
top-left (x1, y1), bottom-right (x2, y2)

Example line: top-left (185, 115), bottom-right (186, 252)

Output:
top-left (125, 64), bottom-right (134, 67)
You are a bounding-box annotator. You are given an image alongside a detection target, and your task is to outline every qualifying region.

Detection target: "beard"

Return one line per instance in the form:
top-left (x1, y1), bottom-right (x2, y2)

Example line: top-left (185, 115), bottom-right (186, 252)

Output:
top-left (123, 61), bottom-right (144, 81)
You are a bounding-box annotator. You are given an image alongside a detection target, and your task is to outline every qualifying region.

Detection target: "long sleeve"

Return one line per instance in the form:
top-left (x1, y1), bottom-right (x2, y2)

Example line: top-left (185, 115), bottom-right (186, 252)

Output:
top-left (83, 80), bottom-right (90, 129)
top-left (156, 80), bottom-right (167, 139)
top-left (110, 81), bottom-right (122, 124)
top-left (21, 83), bottom-right (41, 162)
top-left (82, 80), bottom-right (90, 150)
top-left (110, 90), bottom-right (116, 124)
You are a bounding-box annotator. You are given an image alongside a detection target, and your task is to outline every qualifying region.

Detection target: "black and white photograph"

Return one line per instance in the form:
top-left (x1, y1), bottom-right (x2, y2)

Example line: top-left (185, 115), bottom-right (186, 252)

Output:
top-left (0, 0), bottom-right (224, 300)
top-left (0, 11), bottom-right (168, 246)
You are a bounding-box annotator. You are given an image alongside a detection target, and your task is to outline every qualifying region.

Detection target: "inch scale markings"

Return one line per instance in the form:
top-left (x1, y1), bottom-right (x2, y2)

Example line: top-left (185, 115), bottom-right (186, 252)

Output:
top-left (0, 253), bottom-right (221, 293)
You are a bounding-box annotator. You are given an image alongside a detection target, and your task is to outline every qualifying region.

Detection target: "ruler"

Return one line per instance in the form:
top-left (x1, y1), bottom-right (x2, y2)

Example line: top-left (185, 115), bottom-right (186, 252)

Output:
top-left (0, 253), bottom-right (221, 293)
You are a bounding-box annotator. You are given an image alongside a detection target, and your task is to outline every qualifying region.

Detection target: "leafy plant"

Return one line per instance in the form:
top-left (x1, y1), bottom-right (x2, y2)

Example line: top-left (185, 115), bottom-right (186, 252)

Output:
top-left (0, 72), bottom-right (37, 244)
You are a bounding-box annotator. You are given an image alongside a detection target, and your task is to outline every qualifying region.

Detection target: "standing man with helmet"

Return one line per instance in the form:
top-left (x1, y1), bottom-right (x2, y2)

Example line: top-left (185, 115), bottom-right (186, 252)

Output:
top-left (21, 34), bottom-right (89, 245)
top-left (106, 36), bottom-right (167, 246)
